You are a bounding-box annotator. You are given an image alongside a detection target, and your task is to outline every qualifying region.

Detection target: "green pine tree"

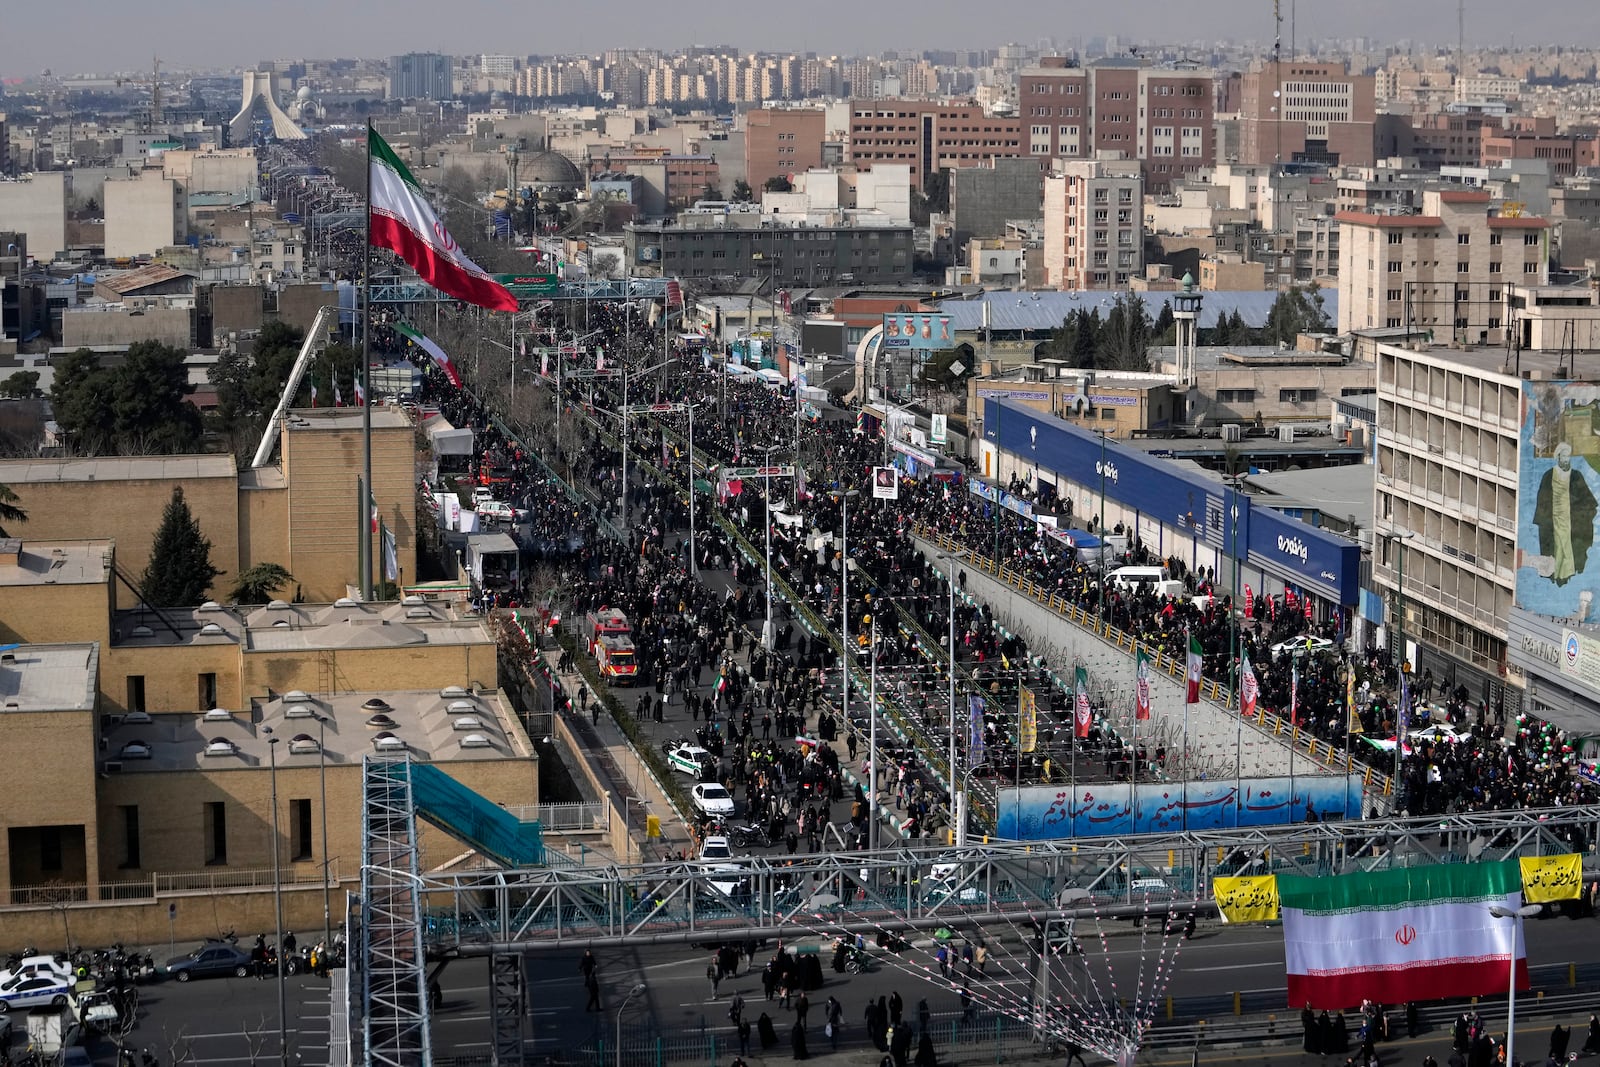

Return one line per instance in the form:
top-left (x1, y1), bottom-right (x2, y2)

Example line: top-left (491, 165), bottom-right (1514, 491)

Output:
top-left (140, 487), bottom-right (222, 607)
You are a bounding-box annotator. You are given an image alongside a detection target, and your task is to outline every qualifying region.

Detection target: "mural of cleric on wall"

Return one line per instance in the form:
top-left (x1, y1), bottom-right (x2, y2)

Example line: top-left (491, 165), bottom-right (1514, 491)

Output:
top-left (1517, 381), bottom-right (1600, 624)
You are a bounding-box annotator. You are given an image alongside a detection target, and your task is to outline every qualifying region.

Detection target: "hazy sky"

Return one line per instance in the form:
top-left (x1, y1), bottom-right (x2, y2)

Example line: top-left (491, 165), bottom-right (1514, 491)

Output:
top-left (4, 0), bottom-right (1596, 77)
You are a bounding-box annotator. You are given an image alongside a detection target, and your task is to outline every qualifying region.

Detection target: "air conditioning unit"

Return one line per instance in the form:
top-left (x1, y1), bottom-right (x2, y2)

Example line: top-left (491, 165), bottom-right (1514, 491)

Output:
top-left (1348, 426), bottom-right (1367, 450)
top-left (1279, 425), bottom-right (1295, 443)
top-left (1221, 424), bottom-right (1242, 443)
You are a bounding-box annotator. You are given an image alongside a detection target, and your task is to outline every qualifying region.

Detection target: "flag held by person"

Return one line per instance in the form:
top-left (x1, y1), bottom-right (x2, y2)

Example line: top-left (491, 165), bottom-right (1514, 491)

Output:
top-left (396, 323), bottom-right (462, 387)
top-left (368, 126), bottom-right (518, 312)
top-left (1240, 653), bottom-right (1260, 719)
top-left (1073, 668), bottom-right (1092, 739)
top-left (1185, 632), bottom-right (1204, 704)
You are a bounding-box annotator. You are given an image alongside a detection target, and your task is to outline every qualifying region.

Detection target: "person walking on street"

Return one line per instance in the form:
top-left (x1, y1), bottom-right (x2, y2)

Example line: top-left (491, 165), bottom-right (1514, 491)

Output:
top-left (795, 991), bottom-right (809, 1028)
top-left (708, 956), bottom-right (722, 999)
top-left (825, 996), bottom-right (842, 1051)
top-left (584, 972), bottom-right (601, 1012)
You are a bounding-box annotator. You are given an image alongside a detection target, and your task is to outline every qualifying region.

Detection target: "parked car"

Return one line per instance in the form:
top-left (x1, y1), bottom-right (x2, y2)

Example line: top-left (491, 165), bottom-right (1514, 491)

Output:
top-left (0, 956), bottom-right (72, 991)
top-left (691, 782), bottom-right (736, 818)
top-left (163, 942), bottom-right (254, 982)
top-left (0, 973), bottom-right (72, 1012)
top-left (664, 742), bottom-right (713, 777)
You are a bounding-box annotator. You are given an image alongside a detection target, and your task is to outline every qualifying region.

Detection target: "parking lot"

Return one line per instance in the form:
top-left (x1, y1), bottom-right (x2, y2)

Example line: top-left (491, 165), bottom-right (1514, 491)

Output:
top-left (2, 963), bottom-right (332, 1067)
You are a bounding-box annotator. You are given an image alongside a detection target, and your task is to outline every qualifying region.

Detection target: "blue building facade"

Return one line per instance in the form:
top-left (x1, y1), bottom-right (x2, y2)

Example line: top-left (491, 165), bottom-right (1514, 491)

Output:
top-left (983, 398), bottom-right (1362, 606)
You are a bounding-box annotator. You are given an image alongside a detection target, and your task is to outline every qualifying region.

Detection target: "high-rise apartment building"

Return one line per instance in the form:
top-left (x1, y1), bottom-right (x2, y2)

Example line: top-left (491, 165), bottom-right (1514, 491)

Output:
top-left (388, 53), bottom-right (454, 101)
top-left (1239, 60), bottom-right (1377, 167)
top-left (1041, 159), bottom-right (1144, 290)
top-left (1336, 189), bottom-right (1550, 340)
top-left (1016, 59), bottom-right (1215, 193)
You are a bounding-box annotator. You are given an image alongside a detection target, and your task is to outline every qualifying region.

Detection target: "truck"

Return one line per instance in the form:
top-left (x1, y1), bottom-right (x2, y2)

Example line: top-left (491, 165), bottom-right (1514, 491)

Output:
top-left (582, 608), bottom-right (632, 653)
top-left (26, 1004), bottom-right (81, 1059)
top-left (594, 634), bottom-right (639, 685)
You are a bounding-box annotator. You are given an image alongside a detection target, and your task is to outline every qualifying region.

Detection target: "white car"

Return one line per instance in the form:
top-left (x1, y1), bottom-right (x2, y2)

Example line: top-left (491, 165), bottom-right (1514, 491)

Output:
top-left (665, 742), bottom-right (713, 776)
top-left (699, 836), bottom-right (746, 896)
top-left (1269, 635), bottom-right (1335, 658)
top-left (0, 955), bottom-right (72, 990)
top-left (0, 973), bottom-right (73, 1012)
top-left (691, 782), bottom-right (736, 819)
top-left (477, 500), bottom-right (528, 523)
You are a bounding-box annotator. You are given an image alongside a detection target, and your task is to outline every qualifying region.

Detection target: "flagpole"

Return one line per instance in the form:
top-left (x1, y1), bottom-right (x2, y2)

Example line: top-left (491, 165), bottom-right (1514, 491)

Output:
top-left (360, 118), bottom-right (374, 601)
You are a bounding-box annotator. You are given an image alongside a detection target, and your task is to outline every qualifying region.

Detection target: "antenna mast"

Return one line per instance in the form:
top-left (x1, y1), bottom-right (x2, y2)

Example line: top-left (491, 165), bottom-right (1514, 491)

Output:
top-left (150, 55), bottom-right (163, 128)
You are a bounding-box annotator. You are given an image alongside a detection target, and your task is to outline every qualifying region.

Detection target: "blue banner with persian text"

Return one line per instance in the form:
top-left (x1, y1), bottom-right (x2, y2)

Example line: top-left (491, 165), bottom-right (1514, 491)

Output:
top-left (995, 775), bottom-right (1365, 838)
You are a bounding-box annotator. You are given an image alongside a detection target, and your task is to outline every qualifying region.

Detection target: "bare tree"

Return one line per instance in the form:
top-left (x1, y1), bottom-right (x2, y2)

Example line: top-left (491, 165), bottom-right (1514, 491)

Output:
top-left (239, 1015), bottom-right (272, 1067)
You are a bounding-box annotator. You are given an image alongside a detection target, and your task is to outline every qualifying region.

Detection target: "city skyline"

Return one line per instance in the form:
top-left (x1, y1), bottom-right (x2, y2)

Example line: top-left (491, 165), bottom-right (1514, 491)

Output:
top-left (6, 0), bottom-right (1600, 78)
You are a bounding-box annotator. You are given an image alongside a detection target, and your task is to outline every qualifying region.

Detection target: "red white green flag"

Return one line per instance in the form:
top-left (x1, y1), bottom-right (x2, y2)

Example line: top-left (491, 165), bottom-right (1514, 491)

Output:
top-left (396, 322), bottom-right (461, 387)
top-left (1185, 632), bottom-right (1204, 704)
top-left (1281, 861), bottom-right (1528, 1009)
top-left (368, 127), bottom-right (518, 313)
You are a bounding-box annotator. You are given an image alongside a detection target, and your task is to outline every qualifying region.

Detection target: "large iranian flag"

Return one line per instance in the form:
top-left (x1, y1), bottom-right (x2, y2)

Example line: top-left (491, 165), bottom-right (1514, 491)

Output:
top-left (1280, 861), bottom-right (1528, 1009)
top-left (368, 127), bottom-right (518, 312)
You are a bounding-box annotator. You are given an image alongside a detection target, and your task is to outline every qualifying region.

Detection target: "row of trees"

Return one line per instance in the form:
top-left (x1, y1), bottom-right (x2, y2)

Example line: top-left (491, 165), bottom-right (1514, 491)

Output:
top-left (1040, 286), bottom-right (1332, 371)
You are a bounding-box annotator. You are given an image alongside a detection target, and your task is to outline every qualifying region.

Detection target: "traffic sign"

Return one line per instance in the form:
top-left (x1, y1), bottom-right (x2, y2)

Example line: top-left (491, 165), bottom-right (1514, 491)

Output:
top-left (495, 273), bottom-right (559, 297)
top-left (565, 369), bottom-right (620, 380)
top-left (622, 403), bottom-right (690, 415)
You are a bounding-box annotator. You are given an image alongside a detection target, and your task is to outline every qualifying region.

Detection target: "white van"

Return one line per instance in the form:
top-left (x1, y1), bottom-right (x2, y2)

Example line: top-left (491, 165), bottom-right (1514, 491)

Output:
top-left (1108, 566), bottom-right (1168, 593)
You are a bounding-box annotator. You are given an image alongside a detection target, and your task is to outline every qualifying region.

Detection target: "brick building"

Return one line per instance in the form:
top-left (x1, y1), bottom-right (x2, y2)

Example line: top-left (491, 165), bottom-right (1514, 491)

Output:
top-left (1239, 61), bottom-right (1377, 168)
top-left (745, 108), bottom-right (826, 195)
top-left (846, 100), bottom-right (1023, 189)
top-left (1017, 59), bottom-right (1215, 193)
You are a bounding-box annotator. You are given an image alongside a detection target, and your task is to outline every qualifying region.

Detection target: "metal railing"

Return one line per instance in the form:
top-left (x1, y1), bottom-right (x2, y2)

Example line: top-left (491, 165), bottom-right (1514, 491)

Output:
top-left (5, 860), bottom-right (343, 907)
top-left (503, 802), bottom-right (608, 833)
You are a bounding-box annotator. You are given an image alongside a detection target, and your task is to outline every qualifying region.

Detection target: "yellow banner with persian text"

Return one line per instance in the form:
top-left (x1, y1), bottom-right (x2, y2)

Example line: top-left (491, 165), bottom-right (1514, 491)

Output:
top-left (1214, 874), bottom-right (1280, 923)
top-left (1520, 854), bottom-right (1582, 903)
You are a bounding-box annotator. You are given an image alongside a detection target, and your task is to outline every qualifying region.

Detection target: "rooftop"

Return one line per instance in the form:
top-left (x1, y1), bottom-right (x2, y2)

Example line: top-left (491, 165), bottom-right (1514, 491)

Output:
top-left (0, 540), bottom-right (113, 587)
top-left (0, 455), bottom-right (237, 484)
top-left (98, 686), bottom-right (532, 772)
top-left (283, 407), bottom-right (412, 433)
top-left (0, 643), bottom-right (99, 713)
top-left (1245, 464), bottom-right (1377, 534)
top-left (110, 595), bottom-right (483, 651)
top-left (96, 263), bottom-right (192, 295)
top-left (1370, 335), bottom-right (1600, 379)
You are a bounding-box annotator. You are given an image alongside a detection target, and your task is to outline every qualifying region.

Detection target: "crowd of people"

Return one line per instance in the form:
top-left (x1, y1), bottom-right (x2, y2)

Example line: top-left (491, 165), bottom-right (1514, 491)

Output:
top-left (410, 291), bottom-right (1597, 827)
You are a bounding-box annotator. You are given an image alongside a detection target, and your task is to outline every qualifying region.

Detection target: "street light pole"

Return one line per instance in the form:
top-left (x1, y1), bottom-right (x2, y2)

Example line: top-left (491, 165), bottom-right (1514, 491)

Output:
top-left (1390, 530), bottom-right (1416, 796)
top-left (835, 489), bottom-right (858, 760)
top-left (939, 551), bottom-right (960, 837)
top-left (616, 982), bottom-right (648, 1067)
top-left (1488, 903), bottom-right (1539, 1067)
top-left (687, 403), bottom-right (697, 575)
top-left (264, 728), bottom-right (288, 1067)
top-left (868, 611), bottom-right (880, 852)
top-left (315, 713), bottom-right (331, 952)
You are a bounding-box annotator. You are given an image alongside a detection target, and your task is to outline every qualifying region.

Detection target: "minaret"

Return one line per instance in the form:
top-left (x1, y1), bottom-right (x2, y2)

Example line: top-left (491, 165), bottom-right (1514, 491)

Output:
top-left (1173, 271), bottom-right (1203, 389)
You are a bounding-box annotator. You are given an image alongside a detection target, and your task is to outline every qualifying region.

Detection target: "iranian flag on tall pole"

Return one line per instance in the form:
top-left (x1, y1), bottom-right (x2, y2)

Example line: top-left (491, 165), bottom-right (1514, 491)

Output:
top-left (362, 122), bottom-right (517, 598)
top-left (368, 126), bottom-right (519, 313)
top-left (1281, 862), bottom-right (1528, 1009)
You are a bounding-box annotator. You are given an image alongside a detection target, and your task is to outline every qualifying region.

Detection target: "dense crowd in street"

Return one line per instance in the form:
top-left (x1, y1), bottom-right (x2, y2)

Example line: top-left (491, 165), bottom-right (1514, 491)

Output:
top-left (409, 297), bottom-right (1596, 826)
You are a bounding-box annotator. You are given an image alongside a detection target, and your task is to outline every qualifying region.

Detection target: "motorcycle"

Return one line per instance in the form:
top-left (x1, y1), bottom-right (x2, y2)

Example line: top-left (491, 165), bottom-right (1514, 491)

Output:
top-left (729, 823), bottom-right (771, 849)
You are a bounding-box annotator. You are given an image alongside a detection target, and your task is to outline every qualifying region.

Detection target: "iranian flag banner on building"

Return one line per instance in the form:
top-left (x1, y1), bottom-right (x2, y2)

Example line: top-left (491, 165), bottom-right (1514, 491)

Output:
top-left (368, 126), bottom-right (518, 313)
top-left (1280, 861), bottom-right (1528, 1009)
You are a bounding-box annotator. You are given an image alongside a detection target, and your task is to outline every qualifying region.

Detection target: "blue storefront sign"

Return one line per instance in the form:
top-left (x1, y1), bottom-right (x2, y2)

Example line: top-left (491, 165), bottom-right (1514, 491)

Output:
top-left (984, 399), bottom-right (1360, 604)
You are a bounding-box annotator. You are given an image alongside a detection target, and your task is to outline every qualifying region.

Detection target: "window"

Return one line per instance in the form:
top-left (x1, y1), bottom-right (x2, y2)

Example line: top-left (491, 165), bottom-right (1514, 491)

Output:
top-left (1387, 289), bottom-right (1403, 302)
top-left (1387, 261), bottom-right (1403, 273)
top-left (121, 806), bottom-right (140, 869)
top-left (1386, 317), bottom-right (1403, 328)
top-left (1525, 233), bottom-right (1540, 246)
top-left (204, 802), bottom-right (227, 865)
top-left (1388, 232), bottom-right (1404, 245)
top-left (1490, 232), bottom-right (1503, 246)
top-left (1458, 262), bottom-right (1470, 273)
top-left (291, 799), bottom-right (313, 861)
top-left (1280, 388), bottom-right (1318, 403)
top-left (199, 672), bottom-right (217, 710)
top-left (1458, 233), bottom-right (1471, 245)
top-left (1490, 261), bottom-right (1502, 274)
top-left (1525, 262), bottom-right (1540, 274)
top-left (1099, 408), bottom-right (1115, 420)
top-left (40, 826), bottom-right (62, 872)
top-left (127, 675), bottom-right (145, 713)
top-left (1217, 388), bottom-right (1257, 403)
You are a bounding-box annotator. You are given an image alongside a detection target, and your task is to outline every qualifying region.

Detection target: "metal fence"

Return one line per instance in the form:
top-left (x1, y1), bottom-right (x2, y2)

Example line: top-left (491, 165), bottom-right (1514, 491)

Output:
top-left (503, 801), bottom-right (609, 833)
top-left (5, 861), bottom-right (341, 907)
